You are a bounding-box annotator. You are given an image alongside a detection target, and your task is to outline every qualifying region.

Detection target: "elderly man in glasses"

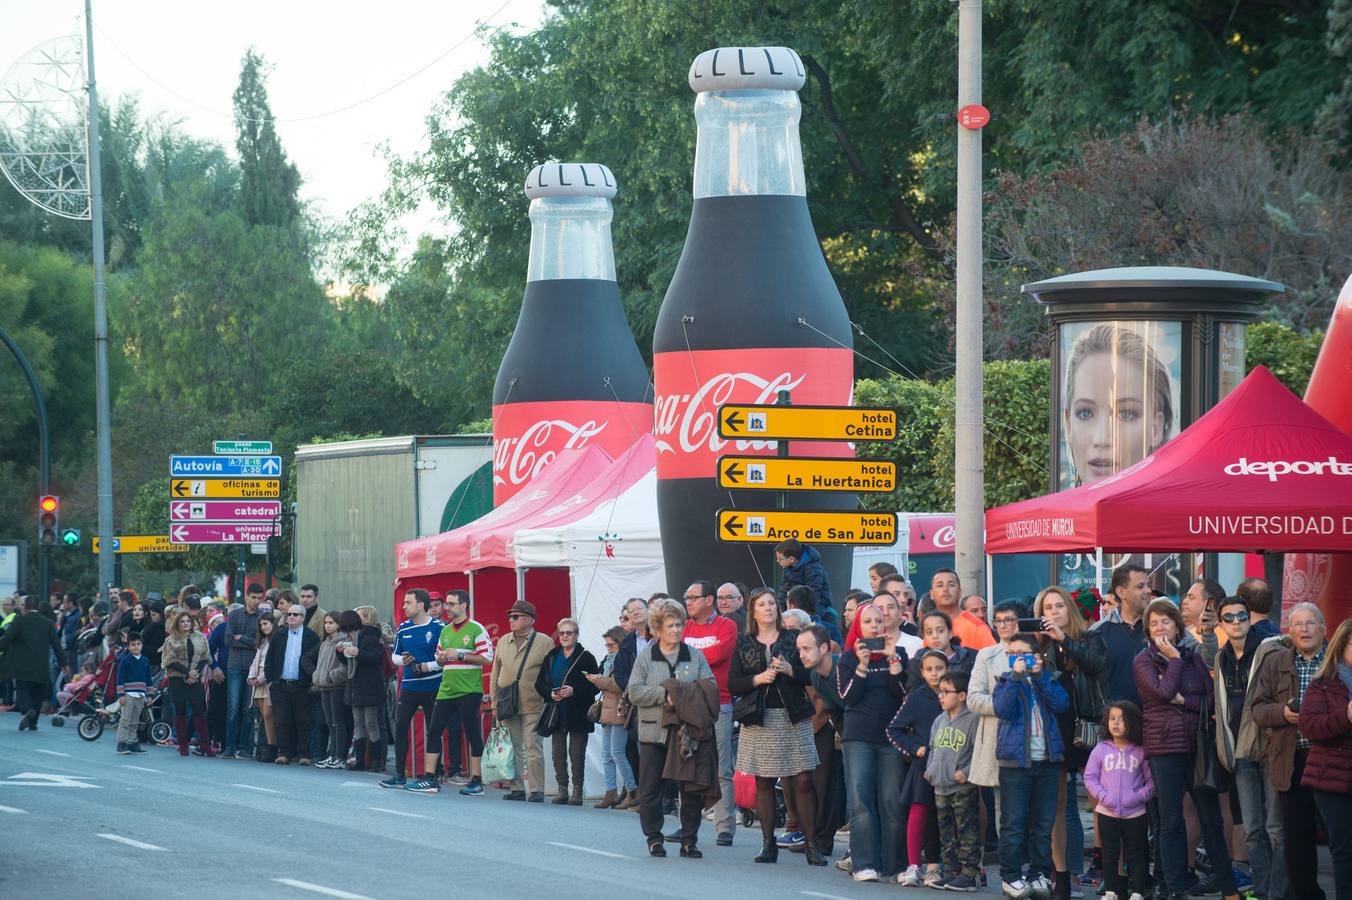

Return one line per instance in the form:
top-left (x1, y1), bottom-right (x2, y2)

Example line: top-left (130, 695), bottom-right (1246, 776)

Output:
top-left (263, 601), bottom-right (320, 765)
top-left (491, 599), bottom-right (554, 802)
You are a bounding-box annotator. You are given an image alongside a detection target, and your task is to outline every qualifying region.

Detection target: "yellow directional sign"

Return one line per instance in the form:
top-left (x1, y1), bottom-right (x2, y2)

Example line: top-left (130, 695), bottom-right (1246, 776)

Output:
top-left (716, 404), bottom-right (897, 442)
top-left (717, 455), bottom-right (896, 493)
top-left (715, 509), bottom-right (898, 545)
top-left (92, 535), bottom-right (189, 554)
top-left (170, 478), bottom-right (280, 499)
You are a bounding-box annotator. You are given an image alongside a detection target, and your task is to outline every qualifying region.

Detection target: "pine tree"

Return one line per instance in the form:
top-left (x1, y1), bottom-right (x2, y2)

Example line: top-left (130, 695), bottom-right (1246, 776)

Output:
top-left (232, 49), bottom-right (300, 229)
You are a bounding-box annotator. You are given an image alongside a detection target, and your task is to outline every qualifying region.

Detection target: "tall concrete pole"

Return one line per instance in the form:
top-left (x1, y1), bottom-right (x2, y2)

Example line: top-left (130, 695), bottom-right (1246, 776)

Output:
top-left (954, 0), bottom-right (985, 597)
top-left (85, 0), bottom-right (115, 604)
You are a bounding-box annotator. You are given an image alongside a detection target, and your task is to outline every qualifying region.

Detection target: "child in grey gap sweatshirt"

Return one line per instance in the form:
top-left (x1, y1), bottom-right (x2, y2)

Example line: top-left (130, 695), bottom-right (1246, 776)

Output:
top-left (924, 671), bottom-right (982, 892)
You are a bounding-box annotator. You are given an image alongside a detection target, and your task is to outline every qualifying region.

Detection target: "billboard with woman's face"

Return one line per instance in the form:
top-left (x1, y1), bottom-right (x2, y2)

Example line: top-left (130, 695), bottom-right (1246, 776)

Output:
top-left (1057, 321), bottom-right (1183, 596)
top-left (1059, 321), bottom-right (1182, 489)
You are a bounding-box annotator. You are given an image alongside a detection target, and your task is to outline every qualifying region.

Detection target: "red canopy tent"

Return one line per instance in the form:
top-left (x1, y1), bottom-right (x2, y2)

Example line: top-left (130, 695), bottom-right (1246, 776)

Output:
top-left (985, 367), bottom-right (1352, 562)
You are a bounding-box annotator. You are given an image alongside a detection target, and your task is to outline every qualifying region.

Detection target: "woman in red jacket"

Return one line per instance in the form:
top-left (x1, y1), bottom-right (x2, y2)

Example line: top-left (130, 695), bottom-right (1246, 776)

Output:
top-left (1299, 617), bottom-right (1352, 899)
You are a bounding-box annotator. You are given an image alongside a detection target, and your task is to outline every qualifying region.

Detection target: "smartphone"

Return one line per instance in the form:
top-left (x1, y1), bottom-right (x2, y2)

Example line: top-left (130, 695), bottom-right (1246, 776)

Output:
top-left (1009, 653), bottom-right (1038, 669)
top-left (1016, 617), bottom-right (1045, 633)
top-left (1287, 696), bottom-right (1302, 713)
top-left (862, 637), bottom-right (887, 652)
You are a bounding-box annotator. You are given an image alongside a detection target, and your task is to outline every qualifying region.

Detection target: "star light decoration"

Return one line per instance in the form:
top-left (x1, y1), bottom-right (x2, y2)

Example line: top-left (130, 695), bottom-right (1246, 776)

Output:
top-left (0, 36), bottom-right (91, 220)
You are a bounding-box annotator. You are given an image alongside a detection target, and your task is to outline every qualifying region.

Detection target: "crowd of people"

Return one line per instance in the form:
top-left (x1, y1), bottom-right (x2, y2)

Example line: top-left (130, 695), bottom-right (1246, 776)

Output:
top-left (2, 539), bottom-right (1350, 900)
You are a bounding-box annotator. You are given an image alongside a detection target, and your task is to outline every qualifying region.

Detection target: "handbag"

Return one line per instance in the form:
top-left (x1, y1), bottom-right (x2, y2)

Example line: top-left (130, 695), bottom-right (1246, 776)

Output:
top-left (732, 688), bottom-right (765, 726)
top-left (586, 696), bottom-right (604, 724)
top-left (494, 632), bottom-right (537, 720)
top-left (481, 722), bottom-right (516, 783)
top-left (1072, 717), bottom-right (1101, 750)
top-left (1193, 702), bottom-right (1228, 792)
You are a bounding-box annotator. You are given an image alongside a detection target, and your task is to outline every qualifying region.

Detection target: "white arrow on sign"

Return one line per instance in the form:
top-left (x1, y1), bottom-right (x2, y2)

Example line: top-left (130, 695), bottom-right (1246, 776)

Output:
top-left (261, 458), bottom-right (280, 474)
top-left (172, 502), bottom-right (188, 518)
top-left (2, 772), bottom-right (99, 789)
top-left (171, 525), bottom-right (188, 542)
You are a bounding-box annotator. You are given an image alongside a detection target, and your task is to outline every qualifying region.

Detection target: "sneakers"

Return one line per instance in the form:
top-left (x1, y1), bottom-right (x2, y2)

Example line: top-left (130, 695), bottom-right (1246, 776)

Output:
top-left (458, 780), bottom-right (484, 796)
top-left (944, 875), bottom-right (978, 892)
top-left (1002, 879), bottom-right (1033, 899)
top-left (852, 868), bottom-right (880, 883)
top-left (1028, 875), bottom-right (1053, 898)
top-left (899, 865), bottom-right (924, 886)
top-left (716, 832), bottom-right (733, 846)
top-left (405, 776), bottom-right (439, 794)
top-left (448, 772), bottom-right (471, 786)
top-left (218, 750), bottom-right (236, 760)
top-left (776, 830), bottom-right (806, 849)
top-left (1185, 875), bottom-right (1223, 897)
top-left (128, 743), bottom-right (146, 754)
top-left (924, 866), bottom-right (944, 888)
top-left (117, 742), bottom-right (131, 755)
top-left (929, 873), bottom-right (956, 890)
top-left (1100, 893), bottom-right (1119, 900)
top-left (1069, 874), bottom-right (1083, 898)
top-left (378, 775), bottom-right (406, 789)
top-left (834, 854), bottom-right (853, 873)
top-left (1232, 867), bottom-right (1253, 890)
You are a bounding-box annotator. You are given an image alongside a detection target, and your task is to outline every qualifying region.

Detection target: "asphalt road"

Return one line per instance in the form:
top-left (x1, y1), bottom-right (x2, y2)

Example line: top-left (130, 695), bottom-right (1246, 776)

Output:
top-left (0, 718), bottom-right (1337, 899)
top-left (0, 718), bottom-right (993, 900)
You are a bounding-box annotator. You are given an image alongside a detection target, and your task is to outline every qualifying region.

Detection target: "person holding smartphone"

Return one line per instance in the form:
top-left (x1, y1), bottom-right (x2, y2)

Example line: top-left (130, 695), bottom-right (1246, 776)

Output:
top-left (837, 603), bottom-right (908, 883)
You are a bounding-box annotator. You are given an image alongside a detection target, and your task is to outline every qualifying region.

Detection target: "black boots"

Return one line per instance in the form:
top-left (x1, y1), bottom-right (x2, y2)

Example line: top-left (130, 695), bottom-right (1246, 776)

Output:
top-left (804, 843), bottom-right (827, 866)
top-left (754, 838), bottom-right (778, 863)
top-left (1053, 871), bottom-right (1070, 900)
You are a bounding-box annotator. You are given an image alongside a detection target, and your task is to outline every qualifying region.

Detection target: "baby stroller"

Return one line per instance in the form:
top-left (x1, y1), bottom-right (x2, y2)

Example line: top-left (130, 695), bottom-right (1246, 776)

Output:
top-left (78, 677), bottom-right (170, 744)
top-left (51, 652), bottom-right (118, 727)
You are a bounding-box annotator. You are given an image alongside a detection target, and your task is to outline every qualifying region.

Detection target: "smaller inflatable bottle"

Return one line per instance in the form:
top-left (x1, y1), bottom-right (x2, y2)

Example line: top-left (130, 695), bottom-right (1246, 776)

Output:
top-left (491, 163), bottom-right (653, 504)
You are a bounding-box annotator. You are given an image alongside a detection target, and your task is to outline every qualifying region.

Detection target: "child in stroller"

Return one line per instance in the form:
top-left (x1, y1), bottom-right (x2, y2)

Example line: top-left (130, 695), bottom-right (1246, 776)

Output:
top-left (51, 656), bottom-right (113, 726)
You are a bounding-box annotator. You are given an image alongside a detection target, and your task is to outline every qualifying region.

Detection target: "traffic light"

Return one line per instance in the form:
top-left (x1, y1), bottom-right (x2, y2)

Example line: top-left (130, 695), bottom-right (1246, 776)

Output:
top-left (38, 495), bottom-right (59, 546)
top-left (59, 528), bottom-right (81, 547)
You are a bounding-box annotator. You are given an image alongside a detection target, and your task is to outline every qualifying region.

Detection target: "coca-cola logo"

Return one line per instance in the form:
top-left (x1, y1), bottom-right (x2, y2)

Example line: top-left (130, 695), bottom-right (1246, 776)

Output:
top-left (493, 418), bottom-right (607, 487)
top-left (654, 371), bottom-right (806, 457)
top-left (398, 549), bottom-right (409, 570)
top-left (932, 525), bottom-right (955, 549)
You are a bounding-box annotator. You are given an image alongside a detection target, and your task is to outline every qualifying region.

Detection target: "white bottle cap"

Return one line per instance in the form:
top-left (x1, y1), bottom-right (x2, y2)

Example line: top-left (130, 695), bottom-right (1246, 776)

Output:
top-left (523, 163), bottom-right (617, 200)
top-left (688, 46), bottom-right (805, 93)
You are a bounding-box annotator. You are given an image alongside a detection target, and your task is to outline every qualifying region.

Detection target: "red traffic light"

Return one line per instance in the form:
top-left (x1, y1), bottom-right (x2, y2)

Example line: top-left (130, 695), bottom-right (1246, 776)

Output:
top-left (40, 495), bottom-right (58, 513)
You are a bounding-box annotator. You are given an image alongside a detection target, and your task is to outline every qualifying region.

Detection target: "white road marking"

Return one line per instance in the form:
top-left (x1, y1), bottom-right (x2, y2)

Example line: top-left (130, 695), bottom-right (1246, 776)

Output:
top-left (800, 892), bottom-right (853, 900)
top-left (33, 749), bottom-right (70, 757)
top-left (0, 804), bottom-right (27, 814)
top-left (272, 878), bottom-right (375, 899)
top-left (339, 781), bottom-right (374, 788)
top-left (547, 841), bottom-right (630, 859)
top-left (96, 833), bottom-right (167, 851)
top-left (1, 772), bottom-right (98, 788)
top-left (367, 806), bottom-right (426, 819)
top-left (229, 783), bottom-right (281, 793)
top-left (119, 765), bottom-right (161, 773)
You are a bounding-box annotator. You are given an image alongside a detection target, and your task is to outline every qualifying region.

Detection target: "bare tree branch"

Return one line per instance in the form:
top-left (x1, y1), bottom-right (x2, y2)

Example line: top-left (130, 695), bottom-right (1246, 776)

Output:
top-left (801, 53), bottom-right (950, 272)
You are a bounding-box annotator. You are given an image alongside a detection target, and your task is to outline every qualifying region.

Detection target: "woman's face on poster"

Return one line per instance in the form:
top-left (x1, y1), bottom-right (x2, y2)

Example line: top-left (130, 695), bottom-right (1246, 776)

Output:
top-left (1066, 353), bottom-right (1166, 484)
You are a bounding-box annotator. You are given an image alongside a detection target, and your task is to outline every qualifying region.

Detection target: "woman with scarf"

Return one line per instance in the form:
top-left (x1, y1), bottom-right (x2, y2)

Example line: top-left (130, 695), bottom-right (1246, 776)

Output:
top-left (1298, 617), bottom-right (1352, 898)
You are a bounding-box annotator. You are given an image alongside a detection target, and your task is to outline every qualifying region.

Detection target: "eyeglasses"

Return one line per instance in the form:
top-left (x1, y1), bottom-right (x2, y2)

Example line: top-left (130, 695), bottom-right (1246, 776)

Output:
top-left (558, 630), bottom-right (577, 636)
top-left (508, 614), bottom-right (527, 620)
top-left (937, 688), bottom-right (963, 696)
top-left (1220, 612), bottom-right (1250, 624)
top-left (716, 594), bottom-right (739, 601)
top-left (286, 613), bottom-right (303, 618)
top-left (682, 594), bottom-right (705, 601)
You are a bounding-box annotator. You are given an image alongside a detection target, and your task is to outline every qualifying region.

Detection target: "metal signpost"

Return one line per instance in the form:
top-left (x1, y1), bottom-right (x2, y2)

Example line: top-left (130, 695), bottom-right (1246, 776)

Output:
top-left (714, 400), bottom-right (899, 549)
top-left (168, 439), bottom-right (283, 599)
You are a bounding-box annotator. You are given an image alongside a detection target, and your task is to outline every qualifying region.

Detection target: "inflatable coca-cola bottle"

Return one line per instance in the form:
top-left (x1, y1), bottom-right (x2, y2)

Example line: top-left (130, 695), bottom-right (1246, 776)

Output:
top-left (492, 163), bottom-right (653, 504)
top-left (653, 47), bottom-right (855, 596)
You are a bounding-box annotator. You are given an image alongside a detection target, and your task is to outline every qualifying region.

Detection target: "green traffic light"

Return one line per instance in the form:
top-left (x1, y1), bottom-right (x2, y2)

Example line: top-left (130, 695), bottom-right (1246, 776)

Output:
top-left (59, 528), bottom-right (81, 546)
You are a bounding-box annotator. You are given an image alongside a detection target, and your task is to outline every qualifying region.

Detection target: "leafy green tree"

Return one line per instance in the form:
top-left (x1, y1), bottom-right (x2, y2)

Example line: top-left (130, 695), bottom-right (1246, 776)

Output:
top-left (1246, 321), bottom-right (1325, 395)
top-left (233, 49), bottom-right (301, 230)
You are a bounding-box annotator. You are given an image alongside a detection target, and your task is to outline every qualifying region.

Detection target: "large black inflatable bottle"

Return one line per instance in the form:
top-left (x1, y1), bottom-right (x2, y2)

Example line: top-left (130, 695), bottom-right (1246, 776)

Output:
top-left (653, 47), bottom-right (855, 596)
top-left (492, 163), bottom-right (654, 504)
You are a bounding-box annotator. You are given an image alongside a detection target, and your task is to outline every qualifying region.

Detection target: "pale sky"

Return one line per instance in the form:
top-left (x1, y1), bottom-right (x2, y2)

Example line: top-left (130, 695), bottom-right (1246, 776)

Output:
top-left (0, 0), bottom-right (545, 252)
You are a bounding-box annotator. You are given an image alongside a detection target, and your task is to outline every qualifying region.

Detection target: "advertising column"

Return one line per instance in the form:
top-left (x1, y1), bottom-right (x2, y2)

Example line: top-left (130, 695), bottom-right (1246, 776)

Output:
top-left (491, 163), bottom-right (653, 505)
top-left (653, 47), bottom-right (855, 596)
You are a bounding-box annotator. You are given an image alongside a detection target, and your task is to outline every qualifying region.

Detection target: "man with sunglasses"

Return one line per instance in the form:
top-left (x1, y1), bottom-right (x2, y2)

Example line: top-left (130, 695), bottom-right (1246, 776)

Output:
top-left (1216, 595), bottom-right (1286, 900)
top-left (263, 602), bottom-right (320, 765)
top-left (491, 599), bottom-right (553, 801)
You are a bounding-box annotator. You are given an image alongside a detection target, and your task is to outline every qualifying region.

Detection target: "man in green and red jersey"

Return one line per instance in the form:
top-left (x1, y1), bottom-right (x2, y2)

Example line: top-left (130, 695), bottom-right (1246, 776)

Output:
top-left (406, 590), bottom-right (494, 795)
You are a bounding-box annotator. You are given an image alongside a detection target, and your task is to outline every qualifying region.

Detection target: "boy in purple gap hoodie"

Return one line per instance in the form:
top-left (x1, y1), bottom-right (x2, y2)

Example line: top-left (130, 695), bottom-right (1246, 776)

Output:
top-left (1082, 701), bottom-right (1154, 900)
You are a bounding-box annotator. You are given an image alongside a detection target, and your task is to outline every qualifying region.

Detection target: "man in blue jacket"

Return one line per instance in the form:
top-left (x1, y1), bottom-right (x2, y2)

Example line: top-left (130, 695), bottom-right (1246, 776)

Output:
top-left (992, 634), bottom-right (1068, 900)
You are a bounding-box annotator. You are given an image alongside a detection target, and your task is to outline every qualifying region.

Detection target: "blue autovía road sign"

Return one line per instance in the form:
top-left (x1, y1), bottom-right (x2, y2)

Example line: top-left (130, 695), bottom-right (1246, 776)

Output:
top-left (170, 455), bottom-right (282, 477)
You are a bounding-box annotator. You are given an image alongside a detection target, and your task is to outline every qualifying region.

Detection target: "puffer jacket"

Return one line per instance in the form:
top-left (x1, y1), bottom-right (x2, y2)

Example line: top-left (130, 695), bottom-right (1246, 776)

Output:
top-left (1298, 674), bottom-right (1352, 794)
top-left (1134, 641), bottom-right (1211, 758)
top-left (967, 641), bottom-right (1012, 786)
top-left (592, 652), bottom-right (627, 726)
top-left (779, 544), bottom-right (832, 610)
top-left (348, 624), bottom-right (387, 707)
top-left (728, 630), bottom-right (814, 724)
top-left (160, 631), bottom-right (210, 681)
top-left (993, 668), bottom-right (1068, 766)
top-left (311, 634), bottom-right (348, 692)
top-left (627, 641), bottom-right (713, 745)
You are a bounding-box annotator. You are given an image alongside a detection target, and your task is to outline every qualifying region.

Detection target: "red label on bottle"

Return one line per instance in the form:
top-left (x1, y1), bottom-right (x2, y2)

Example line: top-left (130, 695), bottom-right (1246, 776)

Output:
top-left (492, 400), bottom-right (654, 504)
top-left (652, 347), bottom-right (856, 480)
